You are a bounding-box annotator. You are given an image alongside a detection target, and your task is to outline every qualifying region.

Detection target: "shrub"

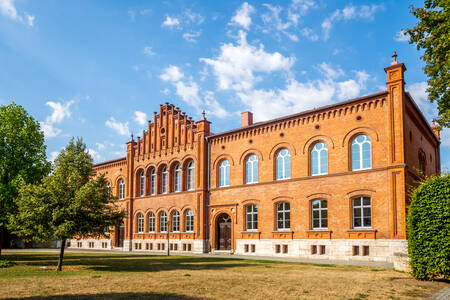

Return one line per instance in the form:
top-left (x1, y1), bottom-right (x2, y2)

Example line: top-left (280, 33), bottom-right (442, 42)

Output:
top-left (407, 174), bottom-right (450, 280)
top-left (0, 259), bottom-right (13, 268)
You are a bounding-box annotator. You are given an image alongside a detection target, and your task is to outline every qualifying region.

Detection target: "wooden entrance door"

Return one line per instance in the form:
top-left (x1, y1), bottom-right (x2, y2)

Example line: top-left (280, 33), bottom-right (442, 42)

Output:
top-left (116, 221), bottom-right (125, 247)
top-left (217, 214), bottom-right (231, 250)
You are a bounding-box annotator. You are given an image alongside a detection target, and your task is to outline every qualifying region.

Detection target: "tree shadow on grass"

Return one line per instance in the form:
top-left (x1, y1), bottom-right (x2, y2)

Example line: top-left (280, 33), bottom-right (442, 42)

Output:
top-left (4, 253), bottom-right (252, 273)
top-left (17, 292), bottom-right (209, 300)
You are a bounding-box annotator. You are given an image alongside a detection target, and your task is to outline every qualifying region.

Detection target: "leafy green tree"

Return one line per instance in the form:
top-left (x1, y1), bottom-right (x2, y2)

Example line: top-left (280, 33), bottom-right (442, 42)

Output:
top-left (405, 0), bottom-right (450, 128)
top-left (0, 102), bottom-right (50, 256)
top-left (11, 138), bottom-right (125, 271)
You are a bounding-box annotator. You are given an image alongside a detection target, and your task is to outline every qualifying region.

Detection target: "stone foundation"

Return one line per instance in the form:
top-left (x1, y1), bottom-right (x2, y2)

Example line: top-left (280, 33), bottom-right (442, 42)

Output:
top-left (235, 239), bottom-right (408, 263)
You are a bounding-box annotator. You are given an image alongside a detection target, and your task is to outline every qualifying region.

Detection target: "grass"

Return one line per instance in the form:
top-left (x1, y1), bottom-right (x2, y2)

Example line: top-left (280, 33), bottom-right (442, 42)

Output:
top-left (0, 251), bottom-right (448, 299)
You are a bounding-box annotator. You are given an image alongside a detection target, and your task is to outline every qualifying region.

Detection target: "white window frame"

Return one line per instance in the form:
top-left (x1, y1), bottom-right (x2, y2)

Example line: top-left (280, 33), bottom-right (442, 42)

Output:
top-left (311, 200), bottom-right (328, 229)
top-left (161, 166), bottom-right (168, 194)
top-left (185, 210), bottom-right (194, 232)
top-left (137, 213), bottom-right (144, 233)
top-left (118, 179), bottom-right (125, 200)
top-left (351, 135), bottom-right (372, 171)
top-left (246, 155), bottom-right (258, 184)
top-left (245, 205), bottom-right (258, 231)
top-left (219, 160), bottom-right (230, 187)
top-left (150, 169), bottom-right (156, 195)
top-left (187, 161), bottom-right (195, 191)
top-left (311, 142), bottom-right (328, 176)
top-left (276, 202), bottom-right (290, 231)
top-left (172, 211), bottom-right (180, 232)
top-left (160, 212), bottom-right (167, 232)
top-left (106, 182), bottom-right (111, 200)
top-left (174, 164), bottom-right (182, 192)
top-left (276, 149), bottom-right (291, 180)
top-left (139, 171), bottom-right (145, 197)
top-left (148, 213), bottom-right (155, 232)
top-left (352, 196), bottom-right (372, 229)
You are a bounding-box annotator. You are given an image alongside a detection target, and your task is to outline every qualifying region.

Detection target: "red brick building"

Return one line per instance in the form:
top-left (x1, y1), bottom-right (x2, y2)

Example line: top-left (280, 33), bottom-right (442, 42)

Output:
top-left (69, 57), bottom-right (441, 264)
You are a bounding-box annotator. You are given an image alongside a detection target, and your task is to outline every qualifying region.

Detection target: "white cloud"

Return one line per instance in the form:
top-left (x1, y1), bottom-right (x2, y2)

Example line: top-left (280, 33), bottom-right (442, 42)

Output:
top-left (161, 88), bottom-right (170, 95)
top-left (160, 65), bottom-right (184, 82)
top-left (184, 9), bottom-right (204, 25)
top-left (394, 30), bottom-right (410, 42)
top-left (183, 31), bottom-right (201, 43)
top-left (49, 151), bottom-right (59, 162)
top-left (200, 30), bottom-right (295, 91)
top-left (41, 100), bottom-right (74, 139)
top-left (134, 111), bottom-right (147, 125)
top-left (175, 80), bottom-right (202, 107)
top-left (88, 148), bottom-right (102, 162)
top-left (322, 4), bottom-right (384, 40)
top-left (407, 81), bottom-right (439, 123)
top-left (143, 46), bottom-right (155, 56)
top-left (236, 65), bottom-right (370, 121)
top-left (230, 2), bottom-right (255, 30)
top-left (105, 117), bottom-right (130, 136)
top-left (162, 16), bottom-right (181, 28)
top-left (0, 0), bottom-right (35, 26)
top-left (317, 62), bottom-right (344, 79)
top-left (300, 27), bottom-right (319, 41)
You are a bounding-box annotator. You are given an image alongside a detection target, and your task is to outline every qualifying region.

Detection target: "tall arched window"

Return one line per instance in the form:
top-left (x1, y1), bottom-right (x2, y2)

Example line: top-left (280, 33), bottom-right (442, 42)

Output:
top-left (351, 135), bottom-right (371, 170)
top-left (352, 196), bottom-right (371, 228)
top-left (172, 211), bottom-right (180, 232)
top-left (118, 179), bottom-right (125, 200)
top-left (311, 200), bottom-right (328, 229)
top-left (174, 164), bottom-right (182, 192)
top-left (159, 212), bottom-right (167, 232)
top-left (185, 210), bottom-right (194, 232)
top-left (246, 155), bottom-right (258, 184)
top-left (106, 182), bottom-right (111, 200)
top-left (187, 161), bottom-right (195, 190)
top-left (139, 171), bottom-right (145, 196)
top-left (276, 202), bottom-right (290, 230)
top-left (150, 169), bottom-right (156, 195)
top-left (246, 204), bottom-right (258, 231)
top-left (161, 166), bottom-right (169, 194)
top-left (276, 149), bottom-right (291, 180)
top-left (219, 160), bottom-right (230, 187)
top-left (311, 143), bottom-right (328, 176)
top-left (148, 213), bottom-right (155, 232)
top-left (137, 213), bottom-right (144, 233)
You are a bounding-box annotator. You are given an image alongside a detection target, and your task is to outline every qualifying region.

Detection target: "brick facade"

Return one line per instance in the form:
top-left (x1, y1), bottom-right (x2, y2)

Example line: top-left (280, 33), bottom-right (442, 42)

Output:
top-left (69, 59), bottom-right (440, 264)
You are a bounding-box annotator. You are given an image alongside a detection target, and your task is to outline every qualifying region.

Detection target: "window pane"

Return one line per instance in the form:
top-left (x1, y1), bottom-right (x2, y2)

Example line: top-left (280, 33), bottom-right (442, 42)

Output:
top-left (354, 217), bottom-right (361, 227)
top-left (253, 161), bottom-right (258, 182)
top-left (362, 142), bottom-right (371, 168)
top-left (321, 200), bottom-right (327, 208)
top-left (313, 210), bottom-right (319, 219)
top-left (285, 219), bottom-right (290, 228)
top-left (354, 207), bottom-right (361, 217)
top-left (313, 219), bottom-right (319, 228)
top-left (352, 144), bottom-right (360, 170)
top-left (353, 197), bottom-right (361, 206)
top-left (312, 201), bottom-right (319, 209)
top-left (363, 207), bottom-right (371, 218)
top-left (285, 156), bottom-right (291, 178)
top-left (321, 218), bottom-right (327, 228)
top-left (363, 197), bottom-right (371, 206)
top-left (363, 217), bottom-right (371, 227)
top-left (321, 209), bottom-right (327, 219)
top-left (320, 149), bottom-right (328, 174)
top-left (311, 151), bottom-right (318, 175)
top-left (276, 157), bottom-right (283, 179)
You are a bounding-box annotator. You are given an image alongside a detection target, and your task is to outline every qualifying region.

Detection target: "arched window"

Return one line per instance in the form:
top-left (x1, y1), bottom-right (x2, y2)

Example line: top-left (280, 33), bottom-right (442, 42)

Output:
top-left (185, 210), bottom-right (194, 232)
top-left (418, 150), bottom-right (426, 173)
top-left (276, 149), bottom-right (291, 180)
top-left (150, 169), bottom-right (156, 195)
top-left (148, 213), bottom-right (155, 232)
top-left (311, 143), bottom-right (328, 176)
top-left (352, 196), bottom-right (371, 228)
top-left (311, 200), bottom-right (327, 229)
top-left (187, 161), bottom-right (195, 190)
top-left (161, 166), bottom-right (169, 194)
top-left (245, 205), bottom-right (258, 231)
top-left (139, 171), bottom-right (145, 196)
top-left (106, 182), bottom-right (111, 200)
top-left (159, 212), bottom-right (167, 232)
top-left (246, 155), bottom-right (258, 184)
top-left (276, 202), bottom-right (290, 230)
top-left (173, 164), bottom-right (182, 192)
top-left (172, 211), bottom-right (180, 232)
top-left (351, 135), bottom-right (371, 170)
top-left (118, 179), bottom-right (125, 200)
top-left (137, 213), bottom-right (144, 233)
top-left (219, 160), bottom-right (230, 187)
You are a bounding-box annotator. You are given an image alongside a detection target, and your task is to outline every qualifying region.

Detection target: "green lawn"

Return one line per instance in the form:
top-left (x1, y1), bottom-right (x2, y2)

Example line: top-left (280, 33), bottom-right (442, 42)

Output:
top-left (0, 252), bottom-right (448, 299)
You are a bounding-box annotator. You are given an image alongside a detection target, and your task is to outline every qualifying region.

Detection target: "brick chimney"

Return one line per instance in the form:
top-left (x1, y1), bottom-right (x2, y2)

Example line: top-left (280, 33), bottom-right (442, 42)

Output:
top-left (241, 111), bottom-right (253, 127)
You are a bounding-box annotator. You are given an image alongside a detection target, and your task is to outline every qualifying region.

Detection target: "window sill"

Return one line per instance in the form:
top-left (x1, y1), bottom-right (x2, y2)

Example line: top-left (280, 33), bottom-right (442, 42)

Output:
top-left (272, 230), bottom-right (293, 233)
top-left (241, 230), bottom-right (260, 233)
top-left (306, 229), bottom-right (331, 232)
top-left (347, 228), bottom-right (376, 232)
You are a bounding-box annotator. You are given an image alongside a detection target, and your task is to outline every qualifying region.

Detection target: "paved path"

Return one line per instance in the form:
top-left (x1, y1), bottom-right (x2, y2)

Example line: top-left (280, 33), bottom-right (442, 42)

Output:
top-left (4, 248), bottom-right (394, 269)
top-left (430, 287), bottom-right (450, 300)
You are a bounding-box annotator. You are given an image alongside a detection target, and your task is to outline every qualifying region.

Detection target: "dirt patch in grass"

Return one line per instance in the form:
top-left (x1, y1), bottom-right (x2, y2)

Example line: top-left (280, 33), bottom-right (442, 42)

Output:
top-left (0, 252), bottom-right (448, 299)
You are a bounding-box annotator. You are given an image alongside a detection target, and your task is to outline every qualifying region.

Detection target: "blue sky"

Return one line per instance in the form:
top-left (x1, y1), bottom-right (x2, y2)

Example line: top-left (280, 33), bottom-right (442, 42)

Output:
top-left (0, 0), bottom-right (448, 170)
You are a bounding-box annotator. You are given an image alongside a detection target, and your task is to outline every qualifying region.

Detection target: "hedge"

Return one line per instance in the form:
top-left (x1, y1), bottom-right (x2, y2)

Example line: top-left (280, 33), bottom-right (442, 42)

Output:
top-left (407, 174), bottom-right (450, 280)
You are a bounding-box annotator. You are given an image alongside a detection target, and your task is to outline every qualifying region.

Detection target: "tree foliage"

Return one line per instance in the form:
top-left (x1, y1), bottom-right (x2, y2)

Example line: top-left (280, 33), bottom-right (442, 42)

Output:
top-left (405, 0), bottom-right (450, 128)
top-left (0, 102), bottom-right (49, 255)
top-left (11, 138), bottom-right (124, 271)
top-left (407, 174), bottom-right (450, 280)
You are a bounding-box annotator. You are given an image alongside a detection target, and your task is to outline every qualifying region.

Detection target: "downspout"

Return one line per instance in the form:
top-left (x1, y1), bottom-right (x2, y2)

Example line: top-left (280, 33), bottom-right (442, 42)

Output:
top-left (205, 136), bottom-right (211, 253)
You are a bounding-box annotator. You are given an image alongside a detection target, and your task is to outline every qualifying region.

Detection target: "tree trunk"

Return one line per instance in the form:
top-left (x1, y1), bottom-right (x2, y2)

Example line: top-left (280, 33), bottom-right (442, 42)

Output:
top-left (0, 226), bottom-right (4, 258)
top-left (56, 239), bottom-right (66, 272)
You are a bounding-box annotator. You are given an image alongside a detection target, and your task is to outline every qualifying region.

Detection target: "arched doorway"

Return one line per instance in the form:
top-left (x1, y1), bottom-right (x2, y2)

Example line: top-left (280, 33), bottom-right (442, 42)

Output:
top-left (216, 213), bottom-right (232, 250)
top-left (115, 221), bottom-right (125, 247)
